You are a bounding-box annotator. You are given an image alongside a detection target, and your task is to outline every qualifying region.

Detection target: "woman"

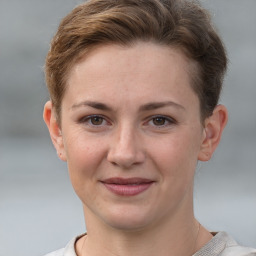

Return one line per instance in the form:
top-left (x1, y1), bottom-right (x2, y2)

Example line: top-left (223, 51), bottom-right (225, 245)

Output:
top-left (43, 0), bottom-right (256, 255)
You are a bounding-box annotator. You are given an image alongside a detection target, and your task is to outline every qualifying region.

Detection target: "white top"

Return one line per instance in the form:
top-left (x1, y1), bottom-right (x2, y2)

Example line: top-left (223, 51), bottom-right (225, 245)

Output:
top-left (44, 232), bottom-right (256, 256)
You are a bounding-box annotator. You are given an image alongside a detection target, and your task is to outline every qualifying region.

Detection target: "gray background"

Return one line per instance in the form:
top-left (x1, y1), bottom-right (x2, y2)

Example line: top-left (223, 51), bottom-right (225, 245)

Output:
top-left (1, 0), bottom-right (255, 255)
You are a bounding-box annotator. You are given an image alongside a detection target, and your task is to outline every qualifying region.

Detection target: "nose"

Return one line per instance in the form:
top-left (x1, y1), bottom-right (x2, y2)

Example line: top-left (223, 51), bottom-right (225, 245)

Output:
top-left (107, 124), bottom-right (145, 169)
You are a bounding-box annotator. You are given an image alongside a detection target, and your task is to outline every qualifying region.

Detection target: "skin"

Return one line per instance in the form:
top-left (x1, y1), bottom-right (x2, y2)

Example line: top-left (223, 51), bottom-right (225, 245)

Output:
top-left (44, 42), bottom-right (228, 256)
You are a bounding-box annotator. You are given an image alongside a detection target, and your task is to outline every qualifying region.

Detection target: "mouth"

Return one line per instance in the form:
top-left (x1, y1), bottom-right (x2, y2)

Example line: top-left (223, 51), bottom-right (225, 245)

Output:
top-left (101, 177), bottom-right (154, 196)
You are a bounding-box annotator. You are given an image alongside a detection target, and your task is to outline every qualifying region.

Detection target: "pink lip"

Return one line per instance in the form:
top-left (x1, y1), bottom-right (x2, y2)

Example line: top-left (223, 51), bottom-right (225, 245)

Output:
top-left (101, 177), bottom-right (154, 196)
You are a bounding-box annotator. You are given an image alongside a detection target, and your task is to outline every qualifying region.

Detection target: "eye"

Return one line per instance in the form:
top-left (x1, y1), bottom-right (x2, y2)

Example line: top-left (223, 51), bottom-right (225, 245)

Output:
top-left (79, 115), bottom-right (109, 127)
top-left (90, 116), bottom-right (104, 125)
top-left (152, 116), bottom-right (167, 126)
top-left (146, 115), bottom-right (176, 128)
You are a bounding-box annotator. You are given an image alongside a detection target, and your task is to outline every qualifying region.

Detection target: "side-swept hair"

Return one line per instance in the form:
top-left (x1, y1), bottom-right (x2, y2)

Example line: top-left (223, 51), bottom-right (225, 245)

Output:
top-left (45, 0), bottom-right (227, 122)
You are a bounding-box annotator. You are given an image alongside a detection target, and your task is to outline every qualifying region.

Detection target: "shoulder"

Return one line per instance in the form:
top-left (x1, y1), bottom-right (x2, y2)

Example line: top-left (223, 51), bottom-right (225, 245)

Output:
top-left (42, 235), bottom-right (83, 256)
top-left (195, 232), bottom-right (256, 256)
top-left (221, 244), bottom-right (256, 256)
top-left (220, 232), bottom-right (256, 256)
top-left (43, 248), bottom-right (65, 256)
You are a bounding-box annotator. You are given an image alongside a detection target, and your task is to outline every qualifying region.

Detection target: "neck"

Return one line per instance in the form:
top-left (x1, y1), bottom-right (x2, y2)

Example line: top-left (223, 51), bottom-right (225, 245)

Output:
top-left (77, 207), bottom-right (204, 256)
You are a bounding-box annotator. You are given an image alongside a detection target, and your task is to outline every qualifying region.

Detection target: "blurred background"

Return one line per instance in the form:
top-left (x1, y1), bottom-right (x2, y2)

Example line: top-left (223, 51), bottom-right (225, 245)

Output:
top-left (0, 0), bottom-right (255, 255)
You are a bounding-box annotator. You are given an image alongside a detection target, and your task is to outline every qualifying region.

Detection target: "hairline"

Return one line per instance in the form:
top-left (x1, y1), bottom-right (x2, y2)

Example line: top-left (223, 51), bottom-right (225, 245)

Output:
top-left (54, 40), bottom-right (204, 126)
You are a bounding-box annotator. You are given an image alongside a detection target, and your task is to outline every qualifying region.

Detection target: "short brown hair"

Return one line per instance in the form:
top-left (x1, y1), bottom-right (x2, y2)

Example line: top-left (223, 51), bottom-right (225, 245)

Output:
top-left (45, 0), bottom-right (227, 122)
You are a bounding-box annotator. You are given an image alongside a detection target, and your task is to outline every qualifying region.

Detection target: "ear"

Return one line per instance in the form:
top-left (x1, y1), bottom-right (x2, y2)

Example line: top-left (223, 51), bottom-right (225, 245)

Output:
top-left (43, 101), bottom-right (67, 161)
top-left (198, 104), bottom-right (228, 162)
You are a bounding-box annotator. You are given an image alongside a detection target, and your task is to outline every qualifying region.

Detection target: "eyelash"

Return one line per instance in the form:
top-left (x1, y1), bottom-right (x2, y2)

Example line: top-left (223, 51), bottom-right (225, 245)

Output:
top-left (145, 115), bottom-right (177, 128)
top-left (78, 115), bottom-right (177, 129)
top-left (78, 115), bottom-right (110, 127)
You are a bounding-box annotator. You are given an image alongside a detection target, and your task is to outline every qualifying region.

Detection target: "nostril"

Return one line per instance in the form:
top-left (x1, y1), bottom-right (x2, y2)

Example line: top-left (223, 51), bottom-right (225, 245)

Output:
top-left (107, 130), bottom-right (145, 168)
top-left (107, 149), bottom-right (145, 169)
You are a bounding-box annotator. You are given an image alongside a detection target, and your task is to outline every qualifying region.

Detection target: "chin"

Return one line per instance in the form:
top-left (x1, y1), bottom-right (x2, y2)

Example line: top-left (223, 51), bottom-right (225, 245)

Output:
top-left (100, 206), bottom-right (155, 231)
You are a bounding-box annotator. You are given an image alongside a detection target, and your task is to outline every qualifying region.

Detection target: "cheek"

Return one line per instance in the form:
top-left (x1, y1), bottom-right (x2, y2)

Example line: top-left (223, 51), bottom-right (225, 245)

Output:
top-left (148, 129), bottom-right (202, 176)
top-left (63, 134), bottom-right (105, 189)
top-left (64, 130), bottom-right (104, 165)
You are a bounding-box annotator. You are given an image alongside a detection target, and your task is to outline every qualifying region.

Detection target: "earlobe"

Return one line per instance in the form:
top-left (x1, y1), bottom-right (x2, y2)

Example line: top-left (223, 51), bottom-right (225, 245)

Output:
top-left (43, 101), bottom-right (67, 161)
top-left (198, 104), bottom-right (228, 162)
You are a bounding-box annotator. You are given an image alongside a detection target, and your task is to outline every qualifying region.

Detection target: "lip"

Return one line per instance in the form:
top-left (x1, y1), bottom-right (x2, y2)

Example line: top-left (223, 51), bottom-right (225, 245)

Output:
top-left (101, 177), bottom-right (154, 196)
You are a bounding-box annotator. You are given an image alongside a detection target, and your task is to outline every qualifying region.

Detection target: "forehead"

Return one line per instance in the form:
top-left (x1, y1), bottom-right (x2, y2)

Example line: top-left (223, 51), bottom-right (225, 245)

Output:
top-left (68, 42), bottom-right (195, 85)
top-left (65, 42), bottom-right (199, 107)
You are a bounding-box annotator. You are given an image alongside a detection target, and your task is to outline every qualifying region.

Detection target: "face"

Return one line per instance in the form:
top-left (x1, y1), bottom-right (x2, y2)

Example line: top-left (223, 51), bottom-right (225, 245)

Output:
top-left (48, 42), bottom-right (208, 231)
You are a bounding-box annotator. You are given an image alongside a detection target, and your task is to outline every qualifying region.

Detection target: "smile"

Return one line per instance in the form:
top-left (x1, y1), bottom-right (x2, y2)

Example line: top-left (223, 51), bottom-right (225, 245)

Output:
top-left (101, 177), bottom-right (154, 196)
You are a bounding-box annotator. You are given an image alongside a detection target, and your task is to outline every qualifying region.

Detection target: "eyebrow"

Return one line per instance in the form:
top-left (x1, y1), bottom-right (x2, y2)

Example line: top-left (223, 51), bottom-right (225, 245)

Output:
top-left (71, 100), bottom-right (185, 112)
top-left (139, 101), bottom-right (185, 111)
top-left (71, 101), bottom-right (113, 111)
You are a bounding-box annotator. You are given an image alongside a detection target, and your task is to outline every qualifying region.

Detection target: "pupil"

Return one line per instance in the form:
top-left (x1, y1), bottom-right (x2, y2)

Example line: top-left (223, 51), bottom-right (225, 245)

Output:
top-left (92, 116), bottom-right (103, 125)
top-left (153, 117), bottom-right (165, 125)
